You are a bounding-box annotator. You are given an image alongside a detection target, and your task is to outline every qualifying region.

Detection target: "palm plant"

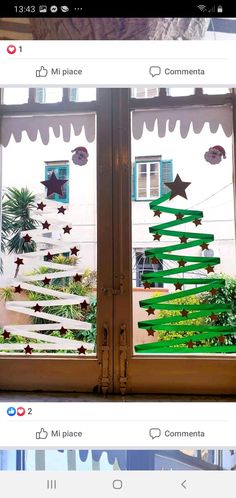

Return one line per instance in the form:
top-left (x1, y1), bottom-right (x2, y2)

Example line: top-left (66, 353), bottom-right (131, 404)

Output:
top-left (2, 187), bottom-right (39, 276)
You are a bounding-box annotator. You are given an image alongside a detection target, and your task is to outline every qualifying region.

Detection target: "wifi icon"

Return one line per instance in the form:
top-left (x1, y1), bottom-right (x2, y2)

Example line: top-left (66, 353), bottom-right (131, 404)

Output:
top-left (197, 4), bottom-right (207, 10)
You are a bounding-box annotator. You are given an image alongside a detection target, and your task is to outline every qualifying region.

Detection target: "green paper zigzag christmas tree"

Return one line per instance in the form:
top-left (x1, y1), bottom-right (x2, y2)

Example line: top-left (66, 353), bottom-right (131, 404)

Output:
top-left (135, 174), bottom-right (236, 354)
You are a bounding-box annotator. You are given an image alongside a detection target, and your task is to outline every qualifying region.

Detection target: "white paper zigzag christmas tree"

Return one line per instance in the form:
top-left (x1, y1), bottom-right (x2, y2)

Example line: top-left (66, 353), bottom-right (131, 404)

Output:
top-left (1, 199), bottom-right (94, 355)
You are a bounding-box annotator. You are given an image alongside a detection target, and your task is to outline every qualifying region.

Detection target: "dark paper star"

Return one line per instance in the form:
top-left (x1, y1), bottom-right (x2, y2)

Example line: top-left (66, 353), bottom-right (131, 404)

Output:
top-left (63, 225), bottom-right (72, 234)
top-left (153, 233), bottom-right (161, 241)
top-left (41, 171), bottom-right (68, 197)
top-left (205, 265), bottom-right (214, 274)
top-left (147, 328), bottom-right (155, 336)
top-left (74, 273), bottom-right (82, 282)
top-left (164, 174), bottom-right (191, 200)
top-left (180, 236), bottom-right (188, 244)
top-left (80, 300), bottom-right (89, 311)
top-left (187, 341), bottom-right (194, 349)
top-left (46, 252), bottom-right (53, 261)
top-left (143, 281), bottom-right (151, 289)
top-left (37, 202), bottom-right (46, 211)
top-left (146, 306), bottom-right (155, 316)
top-left (70, 246), bottom-right (79, 256)
top-left (210, 313), bottom-right (218, 322)
top-left (14, 285), bottom-right (23, 294)
top-left (180, 309), bottom-right (189, 317)
top-left (154, 210), bottom-right (162, 217)
top-left (78, 345), bottom-right (87, 355)
top-left (151, 257), bottom-right (159, 264)
top-left (24, 344), bottom-right (33, 355)
top-left (218, 335), bottom-right (225, 344)
top-left (178, 259), bottom-right (186, 267)
top-left (23, 233), bottom-right (32, 243)
top-left (32, 303), bottom-right (43, 313)
top-left (60, 326), bottom-right (67, 336)
top-left (176, 212), bottom-right (184, 220)
top-left (174, 282), bottom-right (183, 290)
top-left (210, 288), bottom-right (218, 296)
top-left (43, 277), bottom-right (51, 286)
top-left (193, 219), bottom-right (202, 227)
top-left (3, 330), bottom-right (10, 340)
top-left (42, 220), bottom-right (50, 230)
top-left (15, 257), bottom-right (24, 267)
top-left (200, 242), bottom-right (209, 250)
top-left (58, 206), bottom-right (66, 214)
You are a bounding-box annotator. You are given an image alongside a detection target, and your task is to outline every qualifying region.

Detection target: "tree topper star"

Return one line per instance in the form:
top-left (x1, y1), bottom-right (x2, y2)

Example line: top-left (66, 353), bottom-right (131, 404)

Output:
top-left (41, 171), bottom-right (68, 197)
top-left (164, 174), bottom-right (191, 200)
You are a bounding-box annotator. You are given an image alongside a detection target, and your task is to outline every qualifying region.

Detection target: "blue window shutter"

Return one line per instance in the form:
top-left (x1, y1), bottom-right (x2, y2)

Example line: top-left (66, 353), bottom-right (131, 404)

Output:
top-left (70, 88), bottom-right (78, 102)
top-left (45, 164), bottom-right (69, 203)
top-left (132, 162), bottom-right (137, 200)
top-left (160, 160), bottom-right (173, 196)
top-left (35, 88), bottom-right (45, 103)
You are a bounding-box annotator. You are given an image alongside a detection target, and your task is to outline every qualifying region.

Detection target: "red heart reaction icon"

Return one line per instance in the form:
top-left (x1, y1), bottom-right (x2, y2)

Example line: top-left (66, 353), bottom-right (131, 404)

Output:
top-left (17, 406), bottom-right (25, 417)
top-left (7, 45), bottom-right (16, 55)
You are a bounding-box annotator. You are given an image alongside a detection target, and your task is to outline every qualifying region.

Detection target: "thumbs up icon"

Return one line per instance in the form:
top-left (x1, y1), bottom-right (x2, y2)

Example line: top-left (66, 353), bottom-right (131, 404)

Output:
top-left (36, 428), bottom-right (48, 439)
top-left (35, 66), bottom-right (48, 77)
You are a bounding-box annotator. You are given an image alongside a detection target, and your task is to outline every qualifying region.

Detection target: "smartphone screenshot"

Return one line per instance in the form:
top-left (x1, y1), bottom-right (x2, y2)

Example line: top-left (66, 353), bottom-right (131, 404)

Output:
top-left (0, 3), bottom-right (236, 496)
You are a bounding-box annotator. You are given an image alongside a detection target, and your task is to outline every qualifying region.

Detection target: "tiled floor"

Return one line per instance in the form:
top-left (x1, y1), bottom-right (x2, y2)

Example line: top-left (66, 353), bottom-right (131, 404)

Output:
top-left (0, 392), bottom-right (236, 402)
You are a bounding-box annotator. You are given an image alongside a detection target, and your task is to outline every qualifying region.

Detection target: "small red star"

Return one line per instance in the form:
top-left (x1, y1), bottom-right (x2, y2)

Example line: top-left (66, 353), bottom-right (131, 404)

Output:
top-left (193, 219), bottom-right (202, 226)
top-left (74, 273), bottom-right (82, 282)
top-left (176, 212), bottom-right (184, 220)
top-left (218, 335), bottom-right (225, 344)
top-left (70, 246), bottom-right (79, 256)
top-left (174, 282), bottom-right (183, 290)
top-left (23, 233), bottom-right (32, 243)
top-left (43, 277), bottom-right (51, 286)
top-left (24, 345), bottom-right (33, 355)
top-left (80, 300), bottom-right (89, 311)
top-left (37, 202), bottom-right (46, 211)
top-left (187, 341), bottom-right (194, 349)
top-left (147, 328), bottom-right (155, 336)
top-left (2, 330), bottom-right (10, 340)
top-left (200, 242), bottom-right (209, 250)
top-left (178, 259), bottom-right (186, 267)
top-left (146, 307), bottom-right (155, 316)
top-left (180, 309), bottom-right (189, 317)
top-left (205, 265), bottom-right (214, 273)
top-left (78, 345), bottom-right (87, 355)
top-left (15, 257), bottom-right (24, 267)
top-left (57, 206), bottom-right (66, 214)
top-left (60, 326), bottom-right (67, 336)
top-left (42, 220), bottom-right (50, 230)
top-left (151, 257), bottom-right (159, 264)
top-left (210, 288), bottom-right (218, 296)
top-left (14, 285), bottom-right (23, 293)
top-left (154, 210), bottom-right (162, 217)
top-left (180, 236), bottom-right (188, 244)
top-left (63, 225), bottom-right (72, 234)
top-left (153, 233), bottom-right (161, 241)
top-left (210, 313), bottom-right (218, 321)
top-left (143, 281), bottom-right (151, 289)
top-left (32, 303), bottom-right (43, 313)
top-left (45, 252), bottom-right (53, 261)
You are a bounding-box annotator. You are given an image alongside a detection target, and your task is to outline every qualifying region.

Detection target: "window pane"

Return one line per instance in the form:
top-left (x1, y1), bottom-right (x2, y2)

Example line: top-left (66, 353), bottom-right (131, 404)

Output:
top-left (131, 91), bottom-right (235, 355)
top-left (44, 88), bottom-right (63, 103)
top-left (0, 91), bottom-right (97, 357)
top-left (3, 88), bottom-right (29, 104)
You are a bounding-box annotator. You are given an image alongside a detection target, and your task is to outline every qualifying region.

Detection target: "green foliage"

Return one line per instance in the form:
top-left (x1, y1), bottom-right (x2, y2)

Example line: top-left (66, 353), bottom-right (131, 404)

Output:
top-left (201, 273), bottom-right (236, 345)
top-left (0, 287), bottom-right (14, 302)
top-left (157, 294), bottom-right (207, 342)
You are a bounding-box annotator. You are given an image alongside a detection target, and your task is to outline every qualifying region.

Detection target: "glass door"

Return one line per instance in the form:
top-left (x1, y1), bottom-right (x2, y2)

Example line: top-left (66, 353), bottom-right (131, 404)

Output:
top-left (113, 87), bottom-right (236, 395)
top-left (0, 87), bottom-right (114, 393)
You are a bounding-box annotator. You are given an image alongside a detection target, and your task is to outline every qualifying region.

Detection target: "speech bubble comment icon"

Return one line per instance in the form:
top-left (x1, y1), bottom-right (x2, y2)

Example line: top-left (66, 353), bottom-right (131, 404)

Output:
top-left (149, 66), bottom-right (161, 77)
top-left (149, 428), bottom-right (161, 439)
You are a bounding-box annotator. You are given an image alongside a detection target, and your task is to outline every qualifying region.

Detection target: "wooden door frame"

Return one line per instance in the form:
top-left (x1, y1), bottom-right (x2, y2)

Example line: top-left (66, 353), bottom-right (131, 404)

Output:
top-left (113, 87), bottom-right (236, 395)
top-left (0, 88), bottom-right (115, 393)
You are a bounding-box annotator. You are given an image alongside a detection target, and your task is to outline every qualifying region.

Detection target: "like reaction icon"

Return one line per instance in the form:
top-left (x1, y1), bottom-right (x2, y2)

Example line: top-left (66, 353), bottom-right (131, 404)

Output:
top-left (36, 66), bottom-right (48, 78)
top-left (17, 406), bottom-right (26, 417)
top-left (36, 428), bottom-right (48, 440)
